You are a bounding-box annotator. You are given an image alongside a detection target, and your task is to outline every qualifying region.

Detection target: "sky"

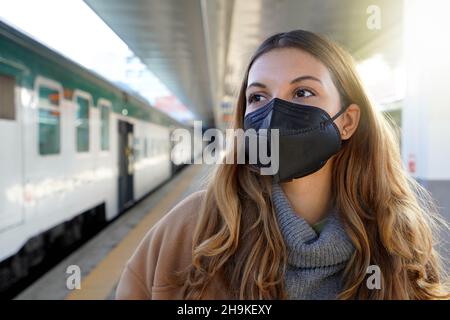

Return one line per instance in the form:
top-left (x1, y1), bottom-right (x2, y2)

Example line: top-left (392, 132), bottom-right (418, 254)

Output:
top-left (0, 0), bottom-right (194, 122)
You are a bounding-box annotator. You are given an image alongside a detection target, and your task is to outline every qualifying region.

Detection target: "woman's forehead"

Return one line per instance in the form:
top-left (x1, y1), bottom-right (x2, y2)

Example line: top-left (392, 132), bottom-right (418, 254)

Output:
top-left (248, 48), bottom-right (332, 86)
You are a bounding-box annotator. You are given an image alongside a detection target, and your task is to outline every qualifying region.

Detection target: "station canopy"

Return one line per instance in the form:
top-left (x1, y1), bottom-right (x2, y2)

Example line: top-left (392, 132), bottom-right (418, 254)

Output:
top-left (84, 0), bottom-right (403, 128)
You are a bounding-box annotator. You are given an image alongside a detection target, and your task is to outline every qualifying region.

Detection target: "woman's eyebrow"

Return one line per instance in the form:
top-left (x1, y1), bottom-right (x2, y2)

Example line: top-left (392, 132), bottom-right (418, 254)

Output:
top-left (246, 81), bottom-right (266, 91)
top-left (246, 76), bottom-right (322, 92)
top-left (290, 75), bottom-right (322, 84)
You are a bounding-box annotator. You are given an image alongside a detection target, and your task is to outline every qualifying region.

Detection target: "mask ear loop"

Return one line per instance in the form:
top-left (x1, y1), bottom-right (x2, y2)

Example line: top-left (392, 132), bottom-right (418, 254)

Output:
top-left (330, 103), bottom-right (350, 122)
top-left (320, 103), bottom-right (350, 131)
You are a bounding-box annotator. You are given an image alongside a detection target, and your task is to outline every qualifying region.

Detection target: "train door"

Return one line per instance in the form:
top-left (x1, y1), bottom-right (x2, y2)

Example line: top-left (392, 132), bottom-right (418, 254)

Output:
top-left (118, 120), bottom-right (134, 212)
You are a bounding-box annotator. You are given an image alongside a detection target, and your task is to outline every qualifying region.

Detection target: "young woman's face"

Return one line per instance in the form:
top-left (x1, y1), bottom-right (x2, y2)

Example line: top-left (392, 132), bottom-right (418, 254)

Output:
top-left (245, 48), bottom-right (342, 118)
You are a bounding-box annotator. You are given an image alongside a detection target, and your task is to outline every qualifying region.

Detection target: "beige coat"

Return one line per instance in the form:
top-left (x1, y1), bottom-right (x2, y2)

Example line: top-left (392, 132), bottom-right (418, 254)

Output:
top-left (115, 190), bottom-right (230, 299)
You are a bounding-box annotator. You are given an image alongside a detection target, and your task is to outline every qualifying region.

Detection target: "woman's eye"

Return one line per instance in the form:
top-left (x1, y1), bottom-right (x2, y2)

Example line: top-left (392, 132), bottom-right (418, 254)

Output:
top-left (248, 94), bottom-right (267, 104)
top-left (295, 89), bottom-right (315, 98)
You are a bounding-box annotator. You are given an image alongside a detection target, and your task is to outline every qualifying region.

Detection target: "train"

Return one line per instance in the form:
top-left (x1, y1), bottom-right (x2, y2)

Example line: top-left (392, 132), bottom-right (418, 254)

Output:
top-left (0, 20), bottom-right (198, 292)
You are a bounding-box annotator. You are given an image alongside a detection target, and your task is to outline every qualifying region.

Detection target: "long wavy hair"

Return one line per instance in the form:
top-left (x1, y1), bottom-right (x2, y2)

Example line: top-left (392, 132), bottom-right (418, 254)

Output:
top-left (173, 30), bottom-right (449, 299)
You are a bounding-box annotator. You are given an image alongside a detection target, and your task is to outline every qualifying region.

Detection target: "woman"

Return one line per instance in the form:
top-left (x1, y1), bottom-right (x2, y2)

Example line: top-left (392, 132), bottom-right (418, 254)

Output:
top-left (115, 30), bottom-right (449, 300)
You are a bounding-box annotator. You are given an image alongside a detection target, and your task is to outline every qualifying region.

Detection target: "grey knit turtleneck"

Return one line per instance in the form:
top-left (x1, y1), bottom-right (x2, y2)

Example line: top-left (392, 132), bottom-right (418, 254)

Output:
top-left (271, 183), bottom-right (355, 300)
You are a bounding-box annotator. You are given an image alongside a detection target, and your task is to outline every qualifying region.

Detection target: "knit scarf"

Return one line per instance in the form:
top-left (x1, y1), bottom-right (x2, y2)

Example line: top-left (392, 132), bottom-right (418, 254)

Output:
top-left (271, 182), bottom-right (355, 300)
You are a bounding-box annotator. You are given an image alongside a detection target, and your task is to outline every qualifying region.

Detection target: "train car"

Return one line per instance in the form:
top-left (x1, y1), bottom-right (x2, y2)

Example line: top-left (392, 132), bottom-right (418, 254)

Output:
top-left (0, 21), bottom-right (195, 292)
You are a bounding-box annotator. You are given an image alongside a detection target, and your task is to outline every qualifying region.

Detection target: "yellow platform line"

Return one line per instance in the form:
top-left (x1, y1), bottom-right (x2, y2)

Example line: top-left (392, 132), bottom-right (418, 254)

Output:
top-left (65, 165), bottom-right (201, 300)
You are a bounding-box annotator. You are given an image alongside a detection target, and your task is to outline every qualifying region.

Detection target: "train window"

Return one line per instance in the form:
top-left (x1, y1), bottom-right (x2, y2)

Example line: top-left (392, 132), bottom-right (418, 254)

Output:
top-left (100, 105), bottom-right (110, 151)
top-left (38, 86), bottom-right (60, 155)
top-left (76, 96), bottom-right (90, 152)
top-left (0, 74), bottom-right (15, 120)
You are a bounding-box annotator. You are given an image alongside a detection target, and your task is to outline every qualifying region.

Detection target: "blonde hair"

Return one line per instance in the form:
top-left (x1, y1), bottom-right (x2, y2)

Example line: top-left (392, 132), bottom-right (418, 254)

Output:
top-left (173, 30), bottom-right (449, 299)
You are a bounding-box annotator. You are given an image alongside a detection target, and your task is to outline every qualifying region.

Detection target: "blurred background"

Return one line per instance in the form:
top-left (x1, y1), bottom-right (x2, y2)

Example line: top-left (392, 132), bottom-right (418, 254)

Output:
top-left (0, 0), bottom-right (449, 299)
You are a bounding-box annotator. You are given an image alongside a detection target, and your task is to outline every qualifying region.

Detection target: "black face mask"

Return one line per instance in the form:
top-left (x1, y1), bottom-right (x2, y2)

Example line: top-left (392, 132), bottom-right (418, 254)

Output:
top-left (243, 97), bottom-right (348, 182)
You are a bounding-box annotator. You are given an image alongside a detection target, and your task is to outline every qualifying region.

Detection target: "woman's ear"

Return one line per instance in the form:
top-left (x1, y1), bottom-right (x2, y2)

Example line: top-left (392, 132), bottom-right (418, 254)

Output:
top-left (340, 104), bottom-right (360, 140)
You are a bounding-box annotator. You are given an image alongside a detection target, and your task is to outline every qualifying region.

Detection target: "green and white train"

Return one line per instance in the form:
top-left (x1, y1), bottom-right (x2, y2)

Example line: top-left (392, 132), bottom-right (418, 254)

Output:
top-left (0, 21), bottom-right (195, 292)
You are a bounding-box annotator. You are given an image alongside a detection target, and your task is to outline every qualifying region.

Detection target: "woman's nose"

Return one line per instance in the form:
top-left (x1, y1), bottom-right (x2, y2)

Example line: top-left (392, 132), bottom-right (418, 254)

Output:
top-left (271, 92), bottom-right (288, 102)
